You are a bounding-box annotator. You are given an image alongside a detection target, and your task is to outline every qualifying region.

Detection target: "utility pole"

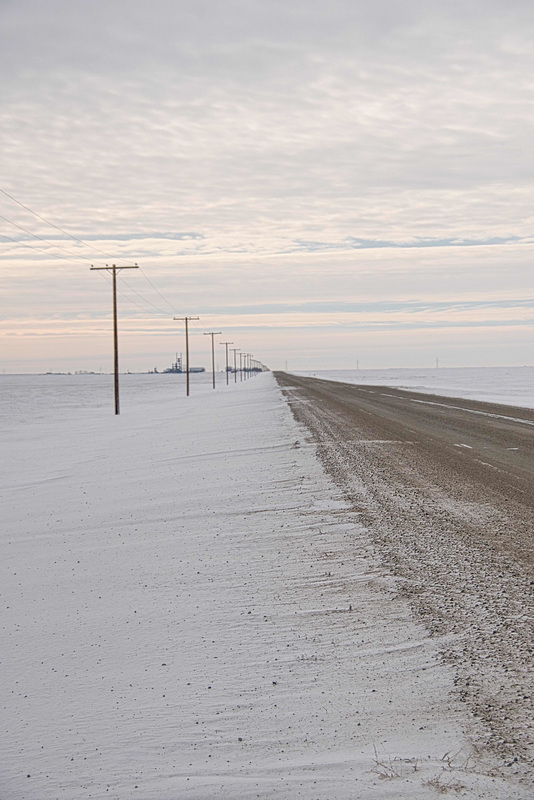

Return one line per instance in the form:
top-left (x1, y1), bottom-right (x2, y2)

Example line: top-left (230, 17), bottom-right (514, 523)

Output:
top-left (220, 341), bottom-right (233, 385)
top-left (204, 331), bottom-right (221, 389)
top-left (90, 263), bottom-right (139, 415)
top-left (173, 316), bottom-right (200, 396)
top-left (230, 348), bottom-right (240, 383)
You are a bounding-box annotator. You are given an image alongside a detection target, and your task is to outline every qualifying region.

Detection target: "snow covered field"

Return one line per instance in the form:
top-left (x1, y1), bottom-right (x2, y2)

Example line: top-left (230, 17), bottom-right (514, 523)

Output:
top-left (1, 372), bottom-right (530, 798)
top-left (293, 366), bottom-right (534, 409)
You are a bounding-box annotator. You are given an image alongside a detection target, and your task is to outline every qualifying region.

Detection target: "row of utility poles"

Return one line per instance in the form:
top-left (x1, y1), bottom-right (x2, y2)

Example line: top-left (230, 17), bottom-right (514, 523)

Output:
top-left (174, 315), bottom-right (262, 396)
top-left (92, 263), bottom-right (265, 413)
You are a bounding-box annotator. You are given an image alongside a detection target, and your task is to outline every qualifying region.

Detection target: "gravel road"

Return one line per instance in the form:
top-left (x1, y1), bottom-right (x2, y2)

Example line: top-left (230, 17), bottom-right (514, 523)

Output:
top-left (276, 371), bottom-right (534, 784)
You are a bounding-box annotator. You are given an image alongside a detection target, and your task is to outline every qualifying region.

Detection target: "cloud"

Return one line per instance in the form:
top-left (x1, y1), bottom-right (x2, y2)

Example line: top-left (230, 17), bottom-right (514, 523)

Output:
top-left (1, 1), bottom-right (534, 369)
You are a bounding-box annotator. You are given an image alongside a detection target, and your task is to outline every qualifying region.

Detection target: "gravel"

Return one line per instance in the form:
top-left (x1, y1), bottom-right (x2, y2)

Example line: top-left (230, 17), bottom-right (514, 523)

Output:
top-left (277, 371), bottom-right (534, 788)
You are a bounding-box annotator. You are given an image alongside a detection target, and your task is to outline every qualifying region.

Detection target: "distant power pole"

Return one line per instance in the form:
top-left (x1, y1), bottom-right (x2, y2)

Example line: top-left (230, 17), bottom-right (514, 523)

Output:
top-left (230, 348), bottom-right (240, 383)
top-left (204, 331), bottom-right (221, 389)
top-left (220, 341), bottom-right (233, 385)
top-left (90, 263), bottom-right (139, 415)
top-left (173, 316), bottom-right (200, 396)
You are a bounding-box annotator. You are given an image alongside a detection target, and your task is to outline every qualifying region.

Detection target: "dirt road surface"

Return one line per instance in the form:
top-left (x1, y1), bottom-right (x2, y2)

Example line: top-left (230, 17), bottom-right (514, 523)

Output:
top-left (276, 371), bottom-right (534, 782)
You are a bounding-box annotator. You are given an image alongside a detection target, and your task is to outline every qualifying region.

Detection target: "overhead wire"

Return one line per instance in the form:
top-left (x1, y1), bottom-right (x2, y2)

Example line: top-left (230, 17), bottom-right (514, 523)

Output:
top-left (0, 212), bottom-right (98, 263)
top-left (93, 269), bottom-right (173, 318)
top-left (0, 186), bottom-right (184, 317)
top-left (0, 188), bottom-right (184, 315)
top-left (138, 266), bottom-right (181, 314)
top-left (0, 230), bottom-right (90, 266)
top-left (0, 188), bottom-right (245, 368)
top-left (0, 219), bottom-right (173, 317)
top-left (0, 186), bottom-right (122, 261)
top-left (0, 218), bottom-right (172, 316)
top-left (118, 272), bottom-right (171, 317)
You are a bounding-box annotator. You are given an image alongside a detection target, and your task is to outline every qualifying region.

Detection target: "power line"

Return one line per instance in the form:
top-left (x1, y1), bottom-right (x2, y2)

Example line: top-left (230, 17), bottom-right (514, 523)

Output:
top-left (138, 266), bottom-right (181, 315)
top-left (0, 227), bottom-right (177, 315)
top-left (0, 212), bottom-right (98, 262)
top-left (115, 277), bottom-right (170, 315)
top-left (0, 185), bottom-right (119, 261)
top-left (0, 224), bottom-right (171, 316)
top-left (0, 232), bottom-right (170, 320)
top-left (118, 271), bottom-right (171, 317)
top-left (0, 231), bottom-right (90, 266)
top-left (94, 269), bottom-right (174, 318)
top-left (0, 185), bottom-right (186, 318)
top-left (0, 187), bottom-right (178, 303)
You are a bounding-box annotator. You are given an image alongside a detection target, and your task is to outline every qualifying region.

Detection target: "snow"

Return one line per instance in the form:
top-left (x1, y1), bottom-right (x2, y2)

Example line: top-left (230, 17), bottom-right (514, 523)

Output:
top-left (293, 366), bottom-right (534, 409)
top-left (1, 372), bottom-right (530, 798)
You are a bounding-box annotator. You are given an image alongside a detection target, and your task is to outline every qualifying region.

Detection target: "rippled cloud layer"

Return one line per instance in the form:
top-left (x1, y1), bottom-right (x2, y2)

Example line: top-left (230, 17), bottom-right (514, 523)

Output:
top-left (1, 1), bottom-right (533, 370)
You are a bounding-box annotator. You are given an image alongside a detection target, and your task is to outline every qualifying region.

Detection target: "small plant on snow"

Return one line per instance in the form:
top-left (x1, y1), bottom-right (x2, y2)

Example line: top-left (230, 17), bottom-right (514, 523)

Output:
top-left (423, 770), bottom-right (466, 794)
top-left (371, 746), bottom-right (418, 780)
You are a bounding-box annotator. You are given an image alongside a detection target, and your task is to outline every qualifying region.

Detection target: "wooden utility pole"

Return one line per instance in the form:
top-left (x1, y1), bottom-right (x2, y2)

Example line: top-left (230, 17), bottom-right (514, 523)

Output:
top-left (204, 331), bottom-right (221, 389)
top-left (173, 316), bottom-right (200, 396)
top-left (220, 341), bottom-right (233, 385)
top-left (241, 352), bottom-right (250, 380)
top-left (90, 263), bottom-right (139, 415)
top-left (230, 348), bottom-right (240, 383)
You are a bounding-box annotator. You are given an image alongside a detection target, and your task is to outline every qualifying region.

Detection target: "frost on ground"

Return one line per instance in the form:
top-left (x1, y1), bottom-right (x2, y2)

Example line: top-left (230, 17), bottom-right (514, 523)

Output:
top-left (1, 373), bottom-right (530, 798)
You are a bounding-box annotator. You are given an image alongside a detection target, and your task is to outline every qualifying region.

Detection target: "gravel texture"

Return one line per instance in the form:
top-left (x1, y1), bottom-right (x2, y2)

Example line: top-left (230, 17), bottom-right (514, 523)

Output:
top-left (276, 371), bottom-right (534, 788)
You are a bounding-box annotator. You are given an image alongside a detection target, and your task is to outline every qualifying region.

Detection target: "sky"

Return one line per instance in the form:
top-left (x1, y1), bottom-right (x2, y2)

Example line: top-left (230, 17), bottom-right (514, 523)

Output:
top-left (1, 0), bottom-right (533, 373)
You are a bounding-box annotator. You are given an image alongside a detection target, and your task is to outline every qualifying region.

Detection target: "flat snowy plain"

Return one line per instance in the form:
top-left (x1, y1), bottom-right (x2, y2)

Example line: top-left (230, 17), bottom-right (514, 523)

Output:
top-left (1, 370), bottom-right (532, 799)
top-left (293, 366), bottom-right (534, 410)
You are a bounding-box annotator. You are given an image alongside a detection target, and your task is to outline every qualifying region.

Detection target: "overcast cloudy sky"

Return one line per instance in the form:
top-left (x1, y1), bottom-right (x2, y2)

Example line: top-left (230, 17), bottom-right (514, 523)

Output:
top-left (1, 0), bottom-right (533, 372)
